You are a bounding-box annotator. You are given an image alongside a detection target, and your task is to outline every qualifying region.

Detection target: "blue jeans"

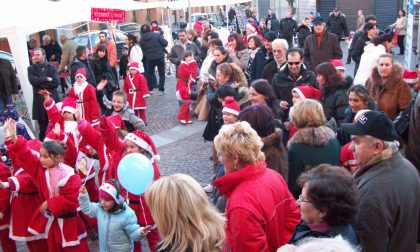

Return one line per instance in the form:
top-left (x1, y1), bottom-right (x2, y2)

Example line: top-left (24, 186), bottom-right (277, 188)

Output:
top-left (211, 163), bottom-right (225, 205)
top-left (0, 94), bottom-right (13, 111)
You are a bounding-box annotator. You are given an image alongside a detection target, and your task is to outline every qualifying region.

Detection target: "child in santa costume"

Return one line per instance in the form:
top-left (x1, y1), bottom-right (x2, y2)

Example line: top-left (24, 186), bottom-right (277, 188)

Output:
top-left (0, 162), bottom-right (17, 252)
top-left (79, 179), bottom-right (151, 252)
top-left (287, 85), bottom-right (322, 140)
top-left (2, 139), bottom-right (48, 251)
top-left (68, 68), bottom-right (101, 125)
top-left (3, 119), bottom-right (89, 252)
top-left (98, 115), bottom-right (161, 252)
top-left (123, 61), bottom-right (150, 122)
top-left (176, 52), bottom-right (198, 124)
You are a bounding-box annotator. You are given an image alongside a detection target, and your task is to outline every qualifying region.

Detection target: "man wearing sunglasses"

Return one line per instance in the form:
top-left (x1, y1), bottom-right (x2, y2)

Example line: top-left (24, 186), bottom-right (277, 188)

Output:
top-left (272, 48), bottom-right (318, 121)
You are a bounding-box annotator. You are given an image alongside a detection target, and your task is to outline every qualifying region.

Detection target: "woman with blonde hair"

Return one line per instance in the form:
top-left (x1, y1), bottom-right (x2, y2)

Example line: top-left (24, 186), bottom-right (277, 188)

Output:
top-left (287, 99), bottom-right (341, 199)
top-left (213, 121), bottom-right (300, 252)
top-left (145, 174), bottom-right (225, 252)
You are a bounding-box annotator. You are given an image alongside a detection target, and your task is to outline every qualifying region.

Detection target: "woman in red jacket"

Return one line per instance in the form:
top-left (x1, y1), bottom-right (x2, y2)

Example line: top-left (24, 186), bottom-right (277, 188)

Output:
top-left (213, 121), bottom-right (301, 252)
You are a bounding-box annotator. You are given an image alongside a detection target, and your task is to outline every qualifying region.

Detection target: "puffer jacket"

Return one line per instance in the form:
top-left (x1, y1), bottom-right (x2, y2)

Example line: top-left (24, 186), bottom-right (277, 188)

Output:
top-left (79, 193), bottom-right (142, 252)
top-left (139, 31), bottom-right (168, 61)
top-left (279, 17), bottom-right (298, 38)
top-left (326, 13), bottom-right (349, 39)
top-left (366, 63), bottom-right (412, 120)
top-left (321, 79), bottom-right (352, 126)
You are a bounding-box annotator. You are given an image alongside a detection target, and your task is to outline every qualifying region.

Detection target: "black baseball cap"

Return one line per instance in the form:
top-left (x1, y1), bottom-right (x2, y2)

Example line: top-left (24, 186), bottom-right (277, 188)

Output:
top-left (312, 16), bottom-right (324, 24)
top-left (264, 31), bottom-right (278, 42)
top-left (341, 111), bottom-right (397, 141)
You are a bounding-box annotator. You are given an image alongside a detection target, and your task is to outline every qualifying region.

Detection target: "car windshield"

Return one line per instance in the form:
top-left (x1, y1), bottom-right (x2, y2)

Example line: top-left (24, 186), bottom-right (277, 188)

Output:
top-left (119, 24), bottom-right (139, 32)
top-left (73, 33), bottom-right (100, 47)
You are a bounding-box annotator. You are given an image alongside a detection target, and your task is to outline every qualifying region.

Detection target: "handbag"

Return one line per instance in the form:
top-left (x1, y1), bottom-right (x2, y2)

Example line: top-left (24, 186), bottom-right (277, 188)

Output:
top-left (393, 94), bottom-right (417, 143)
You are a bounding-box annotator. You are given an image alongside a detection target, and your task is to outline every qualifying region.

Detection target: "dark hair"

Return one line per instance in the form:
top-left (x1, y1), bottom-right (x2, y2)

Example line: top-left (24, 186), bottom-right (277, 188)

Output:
top-left (247, 35), bottom-right (263, 48)
top-left (182, 51), bottom-right (193, 60)
top-left (208, 38), bottom-right (223, 47)
top-left (94, 44), bottom-right (108, 60)
top-left (34, 47), bottom-right (46, 56)
top-left (363, 22), bottom-right (377, 32)
top-left (214, 46), bottom-right (227, 55)
top-left (315, 62), bottom-right (342, 89)
top-left (197, 16), bottom-right (204, 21)
top-left (380, 33), bottom-right (393, 43)
top-left (215, 85), bottom-right (238, 100)
top-left (99, 31), bottom-right (107, 37)
top-left (238, 105), bottom-right (277, 138)
top-left (286, 48), bottom-right (303, 60)
top-left (297, 164), bottom-right (358, 226)
top-left (42, 141), bottom-right (65, 158)
top-left (207, 31), bottom-right (219, 40)
top-left (228, 33), bottom-right (247, 51)
top-left (141, 24), bottom-right (151, 33)
top-left (250, 79), bottom-right (278, 116)
top-left (125, 33), bottom-right (138, 44)
top-left (347, 84), bottom-right (371, 104)
top-left (178, 29), bottom-right (187, 35)
top-left (76, 45), bottom-right (86, 57)
top-left (399, 9), bottom-right (406, 17)
top-left (365, 14), bottom-right (377, 23)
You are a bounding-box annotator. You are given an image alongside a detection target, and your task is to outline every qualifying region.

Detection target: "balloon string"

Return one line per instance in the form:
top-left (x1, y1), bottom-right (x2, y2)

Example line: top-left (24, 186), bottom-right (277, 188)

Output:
top-left (140, 196), bottom-right (148, 226)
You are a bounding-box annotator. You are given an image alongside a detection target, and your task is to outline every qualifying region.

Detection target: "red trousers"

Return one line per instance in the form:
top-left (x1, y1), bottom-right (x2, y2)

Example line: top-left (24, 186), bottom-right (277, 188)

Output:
top-left (26, 239), bottom-right (49, 252)
top-left (47, 221), bottom-right (89, 252)
top-left (134, 109), bottom-right (147, 122)
top-left (0, 228), bottom-right (16, 252)
top-left (130, 198), bottom-right (160, 252)
top-left (177, 100), bottom-right (191, 122)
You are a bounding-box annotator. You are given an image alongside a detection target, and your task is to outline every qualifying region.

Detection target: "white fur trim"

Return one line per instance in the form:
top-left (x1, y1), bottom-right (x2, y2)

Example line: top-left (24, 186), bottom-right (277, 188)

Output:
top-left (125, 133), bottom-right (150, 152)
top-left (62, 106), bottom-right (76, 115)
top-left (45, 100), bottom-right (56, 111)
top-left (75, 73), bottom-right (86, 81)
top-left (9, 215), bottom-right (45, 241)
top-left (99, 182), bottom-right (118, 201)
top-left (405, 77), bottom-right (419, 84)
top-left (222, 107), bottom-right (239, 116)
top-left (0, 224), bottom-right (9, 230)
top-left (292, 87), bottom-right (306, 100)
top-left (129, 66), bottom-right (141, 72)
top-left (143, 94), bottom-right (150, 98)
top-left (58, 218), bottom-right (86, 247)
top-left (9, 177), bottom-right (19, 191)
top-left (81, 171), bottom-right (96, 182)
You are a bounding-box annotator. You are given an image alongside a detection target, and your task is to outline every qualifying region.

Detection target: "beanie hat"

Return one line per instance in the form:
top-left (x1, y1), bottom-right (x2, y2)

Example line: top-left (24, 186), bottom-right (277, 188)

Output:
top-left (403, 70), bottom-right (419, 84)
top-left (129, 61), bottom-right (141, 72)
top-left (330, 59), bottom-right (345, 71)
top-left (61, 98), bottom-right (77, 115)
top-left (264, 31), bottom-right (278, 42)
top-left (107, 114), bottom-right (126, 130)
top-left (292, 85), bottom-right (322, 100)
top-left (246, 23), bottom-right (256, 33)
top-left (124, 131), bottom-right (160, 163)
top-left (222, 96), bottom-right (240, 116)
top-left (75, 68), bottom-right (87, 80)
top-left (99, 179), bottom-right (121, 202)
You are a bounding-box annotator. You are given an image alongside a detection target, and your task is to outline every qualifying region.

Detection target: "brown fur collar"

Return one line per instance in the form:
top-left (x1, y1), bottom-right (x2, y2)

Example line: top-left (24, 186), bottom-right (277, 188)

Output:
top-left (262, 128), bottom-right (282, 148)
top-left (288, 126), bottom-right (336, 147)
top-left (369, 63), bottom-right (404, 89)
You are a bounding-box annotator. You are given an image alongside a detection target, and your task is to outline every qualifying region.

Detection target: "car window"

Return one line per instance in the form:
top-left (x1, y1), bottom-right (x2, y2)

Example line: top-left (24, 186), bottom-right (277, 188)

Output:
top-left (115, 32), bottom-right (125, 42)
top-left (119, 24), bottom-right (140, 32)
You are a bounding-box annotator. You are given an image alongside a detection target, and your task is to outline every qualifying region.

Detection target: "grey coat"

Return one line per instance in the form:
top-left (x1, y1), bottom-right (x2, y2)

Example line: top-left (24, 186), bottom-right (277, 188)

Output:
top-left (354, 152), bottom-right (420, 252)
top-left (303, 31), bottom-right (342, 70)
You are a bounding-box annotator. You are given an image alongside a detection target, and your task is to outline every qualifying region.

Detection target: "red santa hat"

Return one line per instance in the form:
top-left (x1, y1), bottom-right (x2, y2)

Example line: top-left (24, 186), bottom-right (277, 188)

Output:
top-left (61, 98), bottom-right (77, 115)
top-left (107, 114), bottom-right (126, 130)
top-left (27, 139), bottom-right (42, 153)
top-left (292, 85), bottom-right (322, 101)
top-left (246, 23), bottom-right (256, 33)
top-left (43, 130), bottom-right (68, 144)
top-left (330, 59), bottom-right (345, 71)
top-left (403, 69), bottom-right (419, 84)
top-left (124, 131), bottom-right (160, 163)
top-left (129, 61), bottom-right (141, 72)
top-left (99, 179), bottom-right (122, 202)
top-left (222, 96), bottom-right (240, 116)
top-left (75, 68), bottom-right (87, 80)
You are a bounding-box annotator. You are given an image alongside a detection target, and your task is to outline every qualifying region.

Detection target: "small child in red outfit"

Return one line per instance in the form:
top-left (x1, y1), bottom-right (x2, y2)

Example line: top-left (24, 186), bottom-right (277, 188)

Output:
top-left (123, 61), bottom-right (150, 122)
top-left (176, 52), bottom-right (198, 124)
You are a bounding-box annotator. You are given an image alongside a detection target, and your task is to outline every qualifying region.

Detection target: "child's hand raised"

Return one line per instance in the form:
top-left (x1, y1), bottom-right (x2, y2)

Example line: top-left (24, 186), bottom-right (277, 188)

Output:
top-left (37, 89), bottom-right (51, 101)
top-left (79, 185), bottom-right (87, 194)
top-left (52, 123), bottom-right (61, 136)
top-left (139, 225), bottom-right (152, 236)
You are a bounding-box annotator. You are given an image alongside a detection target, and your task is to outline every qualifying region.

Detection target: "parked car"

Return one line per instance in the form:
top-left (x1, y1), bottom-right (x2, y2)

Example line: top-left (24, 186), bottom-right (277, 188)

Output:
top-left (208, 12), bottom-right (226, 28)
top-left (191, 13), bottom-right (210, 23)
top-left (71, 29), bottom-right (126, 59)
top-left (116, 22), bottom-right (141, 37)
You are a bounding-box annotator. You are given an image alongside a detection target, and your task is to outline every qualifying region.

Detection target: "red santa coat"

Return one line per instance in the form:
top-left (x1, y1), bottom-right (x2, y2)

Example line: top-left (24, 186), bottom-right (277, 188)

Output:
top-left (0, 163), bottom-right (12, 232)
top-left (6, 137), bottom-right (87, 248)
top-left (68, 82), bottom-right (100, 124)
top-left (123, 72), bottom-right (149, 110)
top-left (175, 60), bottom-right (198, 92)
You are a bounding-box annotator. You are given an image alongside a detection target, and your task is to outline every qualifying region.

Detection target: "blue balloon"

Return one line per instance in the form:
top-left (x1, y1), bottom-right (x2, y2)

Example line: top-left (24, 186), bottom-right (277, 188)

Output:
top-left (118, 153), bottom-right (154, 195)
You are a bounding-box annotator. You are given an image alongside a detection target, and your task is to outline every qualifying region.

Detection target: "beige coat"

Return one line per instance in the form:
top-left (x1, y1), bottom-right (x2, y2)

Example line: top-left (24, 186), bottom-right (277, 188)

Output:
top-left (58, 39), bottom-right (78, 72)
top-left (391, 16), bottom-right (407, 36)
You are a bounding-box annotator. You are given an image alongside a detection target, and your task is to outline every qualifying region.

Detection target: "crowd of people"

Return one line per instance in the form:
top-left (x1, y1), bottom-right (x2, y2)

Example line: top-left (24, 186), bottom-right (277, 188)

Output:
top-left (0, 5), bottom-right (419, 252)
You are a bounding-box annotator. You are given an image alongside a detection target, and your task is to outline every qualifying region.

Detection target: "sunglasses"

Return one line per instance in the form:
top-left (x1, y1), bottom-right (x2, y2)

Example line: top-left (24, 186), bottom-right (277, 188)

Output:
top-left (288, 61), bottom-right (301, 66)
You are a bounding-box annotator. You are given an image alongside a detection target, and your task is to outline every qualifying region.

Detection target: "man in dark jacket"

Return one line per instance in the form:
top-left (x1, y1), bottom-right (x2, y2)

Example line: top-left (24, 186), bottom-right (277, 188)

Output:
top-left (249, 32), bottom-right (276, 82)
top-left (27, 48), bottom-right (60, 141)
top-left (267, 13), bottom-right (280, 36)
top-left (303, 17), bottom-right (342, 71)
top-left (262, 38), bottom-right (288, 85)
top-left (168, 29), bottom-right (201, 76)
top-left (279, 11), bottom-right (298, 48)
top-left (272, 48), bottom-right (317, 120)
top-left (140, 24), bottom-right (169, 95)
top-left (70, 45), bottom-right (96, 85)
top-left (41, 35), bottom-right (62, 62)
top-left (350, 17), bottom-right (378, 75)
top-left (342, 111), bottom-right (420, 252)
top-left (406, 92), bottom-right (420, 173)
top-left (326, 7), bottom-right (349, 40)
top-left (0, 58), bottom-right (18, 111)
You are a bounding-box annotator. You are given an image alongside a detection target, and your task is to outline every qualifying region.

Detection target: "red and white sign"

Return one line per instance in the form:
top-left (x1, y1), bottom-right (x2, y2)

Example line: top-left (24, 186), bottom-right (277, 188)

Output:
top-left (91, 8), bottom-right (125, 22)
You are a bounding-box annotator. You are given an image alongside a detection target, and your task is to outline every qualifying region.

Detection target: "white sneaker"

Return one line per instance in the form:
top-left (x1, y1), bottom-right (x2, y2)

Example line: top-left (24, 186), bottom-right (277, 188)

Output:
top-left (203, 184), bottom-right (214, 193)
top-left (180, 120), bottom-right (187, 124)
top-left (187, 120), bottom-right (193, 124)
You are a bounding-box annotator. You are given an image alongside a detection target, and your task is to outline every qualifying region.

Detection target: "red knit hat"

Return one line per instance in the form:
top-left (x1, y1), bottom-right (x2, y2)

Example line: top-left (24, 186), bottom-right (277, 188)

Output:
top-left (99, 179), bottom-right (121, 202)
top-left (107, 114), bottom-right (126, 130)
top-left (330, 59), bottom-right (345, 71)
top-left (124, 131), bottom-right (160, 163)
top-left (61, 98), bottom-right (77, 115)
top-left (403, 69), bottom-right (419, 84)
top-left (75, 68), bottom-right (87, 80)
top-left (129, 61), bottom-right (141, 72)
top-left (222, 96), bottom-right (240, 116)
top-left (292, 85), bottom-right (322, 100)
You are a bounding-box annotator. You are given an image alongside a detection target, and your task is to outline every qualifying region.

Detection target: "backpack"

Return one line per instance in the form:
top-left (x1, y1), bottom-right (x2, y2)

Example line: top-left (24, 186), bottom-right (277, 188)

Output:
top-left (393, 93), bottom-right (418, 142)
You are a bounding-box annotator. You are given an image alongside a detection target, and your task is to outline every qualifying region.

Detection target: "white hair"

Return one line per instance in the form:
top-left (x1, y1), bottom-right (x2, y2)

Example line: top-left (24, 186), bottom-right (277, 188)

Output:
top-left (42, 35), bottom-right (51, 41)
top-left (272, 38), bottom-right (289, 51)
top-left (365, 135), bottom-right (400, 151)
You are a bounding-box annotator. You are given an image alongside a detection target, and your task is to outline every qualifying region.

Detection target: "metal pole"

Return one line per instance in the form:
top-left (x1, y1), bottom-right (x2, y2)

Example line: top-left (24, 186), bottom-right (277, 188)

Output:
top-left (188, 0), bottom-right (192, 27)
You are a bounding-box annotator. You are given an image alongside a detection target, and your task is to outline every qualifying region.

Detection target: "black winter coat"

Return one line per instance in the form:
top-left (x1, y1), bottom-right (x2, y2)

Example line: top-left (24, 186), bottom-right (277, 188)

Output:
top-left (249, 47), bottom-right (273, 82)
top-left (139, 31), bottom-right (168, 61)
top-left (27, 61), bottom-right (60, 120)
top-left (279, 18), bottom-right (298, 38)
top-left (326, 13), bottom-right (349, 39)
top-left (297, 25), bottom-right (311, 48)
top-left (42, 40), bottom-right (62, 62)
top-left (268, 14), bottom-right (280, 34)
top-left (351, 33), bottom-right (371, 64)
top-left (289, 222), bottom-right (359, 247)
top-left (70, 57), bottom-right (96, 85)
top-left (0, 58), bottom-right (18, 96)
top-left (321, 79), bottom-right (351, 126)
top-left (303, 32), bottom-right (342, 71)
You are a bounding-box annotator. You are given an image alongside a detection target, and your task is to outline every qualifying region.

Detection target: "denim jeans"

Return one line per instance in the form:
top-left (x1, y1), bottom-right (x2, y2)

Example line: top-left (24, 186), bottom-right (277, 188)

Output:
top-left (146, 58), bottom-right (166, 92)
top-left (0, 94), bottom-right (13, 111)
